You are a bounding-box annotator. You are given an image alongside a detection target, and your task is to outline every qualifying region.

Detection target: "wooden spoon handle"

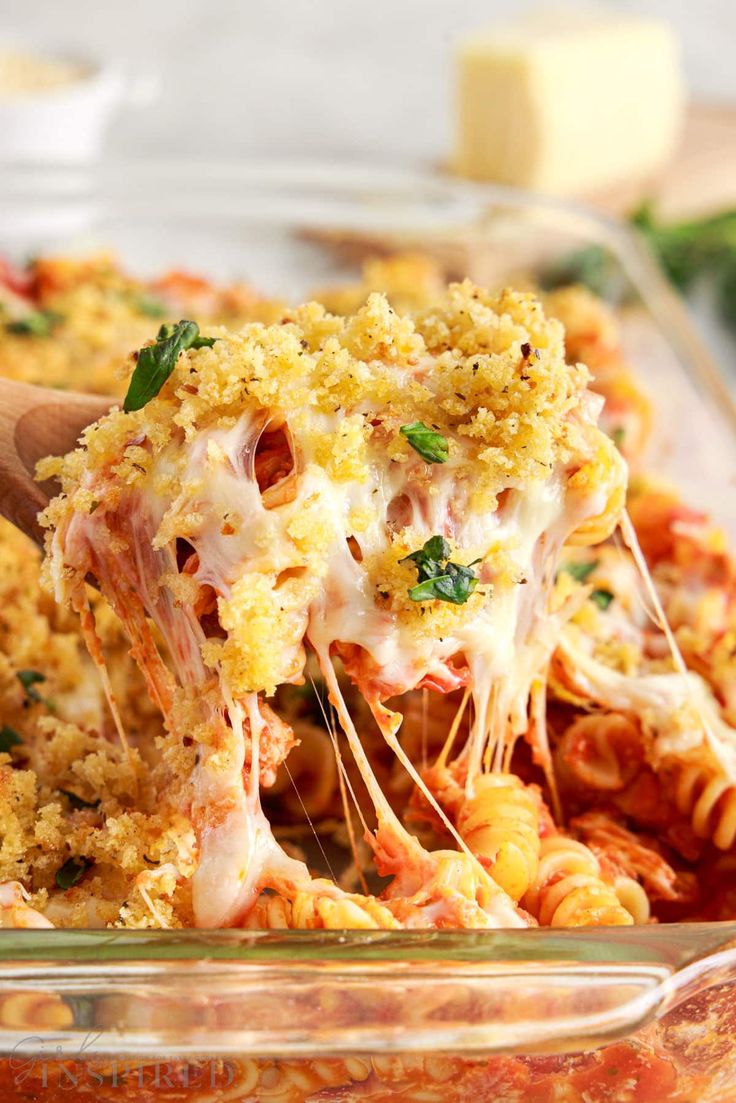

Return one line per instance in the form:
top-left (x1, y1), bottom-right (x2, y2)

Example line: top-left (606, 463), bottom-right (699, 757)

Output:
top-left (0, 378), bottom-right (111, 545)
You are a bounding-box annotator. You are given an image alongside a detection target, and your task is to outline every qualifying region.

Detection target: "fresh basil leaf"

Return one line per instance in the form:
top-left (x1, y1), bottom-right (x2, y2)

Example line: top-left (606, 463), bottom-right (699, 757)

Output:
top-left (124, 319), bottom-right (217, 413)
top-left (6, 310), bottom-right (63, 337)
top-left (563, 560), bottom-right (598, 583)
top-left (16, 669), bottom-right (46, 702)
top-left (55, 857), bottom-right (92, 890)
top-left (60, 789), bottom-right (100, 811)
top-left (408, 576), bottom-right (454, 602)
top-left (400, 422), bottom-right (449, 464)
top-left (403, 535), bottom-right (480, 605)
top-left (591, 588), bottom-right (614, 610)
top-left (409, 563), bottom-right (479, 605)
top-left (0, 726), bottom-right (22, 753)
top-left (402, 535), bottom-right (451, 581)
top-left (171, 324), bottom-right (215, 351)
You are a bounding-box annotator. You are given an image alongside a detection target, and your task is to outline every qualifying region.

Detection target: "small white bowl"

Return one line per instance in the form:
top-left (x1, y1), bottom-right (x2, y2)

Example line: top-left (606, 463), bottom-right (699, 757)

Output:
top-left (0, 49), bottom-right (152, 164)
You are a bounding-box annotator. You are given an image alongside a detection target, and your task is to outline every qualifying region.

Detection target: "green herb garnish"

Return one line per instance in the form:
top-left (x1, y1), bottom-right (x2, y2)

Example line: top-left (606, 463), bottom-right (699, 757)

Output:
top-left (591, 588), bottom-right (614, 610)
top-left (402, 535), bottom-right (480, 605)
top-left (543, 202), bottom-right (736, 334)
top-left (16, 669), bottom-right (46, 702)
top-left (60, 789), bottom-right (100, 811)
top-left (631, 202), bottom-right (736, 333)
top-left (399, 422), bottom-right (449, 464)
top-left (6, 310), bottom-right (63, 337)
top-left (0, 726), bottom-right (22, 753)
top-left (124, 320), bottom-right (217, 413)
top-left (540, 246), bottom-right (627, 301)
top-left (55, 857), bottom-right (92, 890)
top-left (563, 560), bottom-right (598, 583)
top-left (404, 535), bottom-right (451, 576)
top-left (132, 294), bottom-right (168, 319)
top-left (611, 426), bottom-right (626, 448)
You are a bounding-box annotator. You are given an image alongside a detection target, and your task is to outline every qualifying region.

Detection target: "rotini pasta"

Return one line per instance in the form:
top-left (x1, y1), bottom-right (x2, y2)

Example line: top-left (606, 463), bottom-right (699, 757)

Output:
top-left (554, 713), bottom-right (643, 794)
top-left (544, 284), bottom-right (653, 464)
top-left (522, 837), bottom-right (635, 927)
top-left (672, 761), bottom-right (736, 850)
top-left (245, 887), bottom-right (400, 930)
top-left (456, 775), bottom-right (540, 902)
top-left (566, 440), bottom-right (628, 547)
top-left (612, 875), bottom-right (651, 924)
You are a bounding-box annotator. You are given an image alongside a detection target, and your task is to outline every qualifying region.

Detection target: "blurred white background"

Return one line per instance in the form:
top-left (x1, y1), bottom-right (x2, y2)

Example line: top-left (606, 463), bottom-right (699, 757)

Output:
top-left (2, 0), bottom-right (735, 164)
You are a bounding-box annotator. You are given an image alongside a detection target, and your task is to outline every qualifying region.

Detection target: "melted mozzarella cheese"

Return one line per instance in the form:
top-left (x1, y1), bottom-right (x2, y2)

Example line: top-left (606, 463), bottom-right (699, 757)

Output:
top-left (557, 632), bottom-right (736, 779)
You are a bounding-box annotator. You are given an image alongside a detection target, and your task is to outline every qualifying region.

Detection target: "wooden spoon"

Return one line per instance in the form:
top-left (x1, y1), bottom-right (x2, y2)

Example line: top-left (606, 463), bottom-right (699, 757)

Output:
top-left (0, 378), bottom-right (112, 546)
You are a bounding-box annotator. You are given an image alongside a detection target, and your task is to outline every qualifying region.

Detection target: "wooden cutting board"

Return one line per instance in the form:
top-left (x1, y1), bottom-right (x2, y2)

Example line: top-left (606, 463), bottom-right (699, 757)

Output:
top-left (587, 103), bottom-right (736, 220)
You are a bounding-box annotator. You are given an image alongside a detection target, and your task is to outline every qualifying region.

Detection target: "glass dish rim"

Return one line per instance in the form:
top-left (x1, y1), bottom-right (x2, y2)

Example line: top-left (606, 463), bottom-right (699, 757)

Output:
top-left (1, 926), bottom-right (736, 1058)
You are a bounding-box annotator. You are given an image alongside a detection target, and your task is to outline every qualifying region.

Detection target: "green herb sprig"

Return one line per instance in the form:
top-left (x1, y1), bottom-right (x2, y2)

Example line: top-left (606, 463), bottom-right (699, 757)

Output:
top-left (542, 203), bottom-right (736, 336)
top-left (6, 310), bottom-right (63, 337)
top-left (540, 247), bottom-right (626, 301)
top-left (16, 669), bottom-right (46, 703)
top-left (591, 588), bottom-right (615, 611)
top-left (402, 535), bottom-right (480, 605)
top-left (55, 857), bottom-right (92, 890)
top-left (124, 320), bottom-right (217, 413)
top-left (399, 422), bottom-right (449, 464)
top-left (132, 294), bottom-right (168, 319)
top-left (562, 560), bottom-right (598, 583)
top-left (632, 203), bottom-right (736, 332)
top-left (559, 561), bottom-right (613, 609)
top-left (0, 726), bottom-right (22, 753)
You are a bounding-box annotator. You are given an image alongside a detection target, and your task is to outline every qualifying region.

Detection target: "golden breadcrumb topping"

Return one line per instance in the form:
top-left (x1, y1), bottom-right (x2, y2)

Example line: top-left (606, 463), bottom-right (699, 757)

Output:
top-left (45, 283), bottom-right (613, 705)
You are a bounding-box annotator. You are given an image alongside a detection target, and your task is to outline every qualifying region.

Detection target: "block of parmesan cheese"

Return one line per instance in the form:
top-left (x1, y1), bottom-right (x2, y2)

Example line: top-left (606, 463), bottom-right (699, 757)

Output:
top-left (454, 14), bottom-right (685, 195)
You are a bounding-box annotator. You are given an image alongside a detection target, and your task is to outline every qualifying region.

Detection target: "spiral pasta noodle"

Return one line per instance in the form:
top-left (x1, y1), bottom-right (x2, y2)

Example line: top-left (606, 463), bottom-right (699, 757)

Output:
top-left (456, 774), bottom-right (540, 902)
top-left (611, 875), bottom-right (651, 924)
top-left (255, 1059), bottom-right (371, 1103)
top-left (245, 887), bottom-right (400, 930)
top-left (673, 762), bottom-right (736, 850)
top-left (554, 713), bottom-right (643, 794)
top-left (522, 836), bottom-right (635, 927)
top-left (566, 439), bottom-right (627, 547)
top-left (194, 1057), bottom-right (371, 1103)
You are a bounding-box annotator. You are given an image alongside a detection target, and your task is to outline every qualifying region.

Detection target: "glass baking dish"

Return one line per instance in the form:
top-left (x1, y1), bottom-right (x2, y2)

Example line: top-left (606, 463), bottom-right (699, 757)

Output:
top-left (1, 162), bottom-right (736, 1102)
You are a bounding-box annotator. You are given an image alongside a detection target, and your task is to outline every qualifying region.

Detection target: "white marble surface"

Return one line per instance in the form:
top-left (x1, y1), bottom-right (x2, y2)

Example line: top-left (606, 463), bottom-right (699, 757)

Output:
top-left (2, 0), bottom-right (735, 165)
